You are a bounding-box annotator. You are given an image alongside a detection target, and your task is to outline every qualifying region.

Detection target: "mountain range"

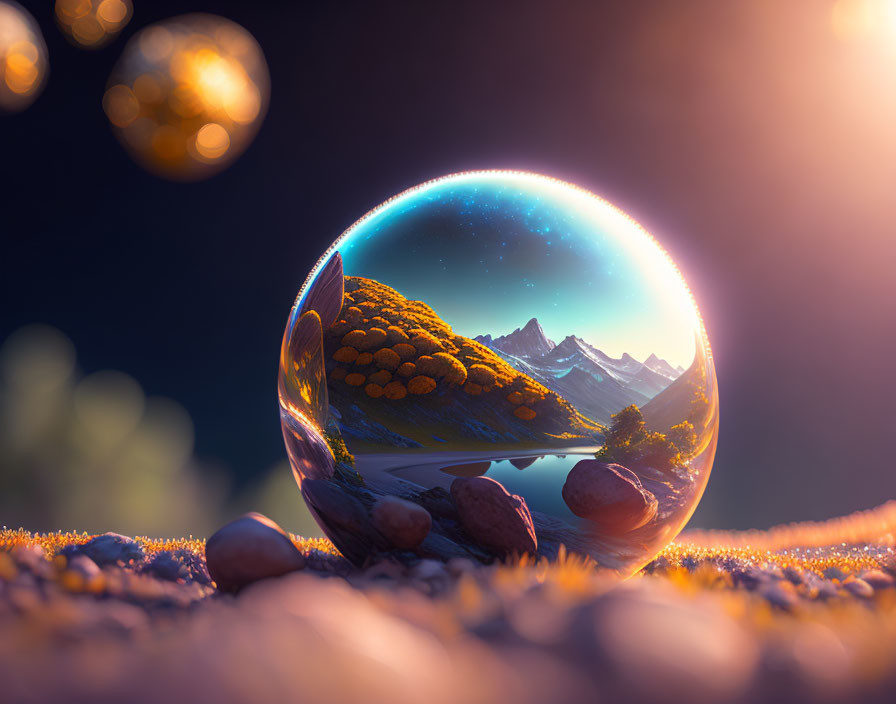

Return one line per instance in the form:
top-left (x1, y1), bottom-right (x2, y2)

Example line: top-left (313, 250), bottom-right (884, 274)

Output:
top-left (474, 318), bottom-right (683, 424)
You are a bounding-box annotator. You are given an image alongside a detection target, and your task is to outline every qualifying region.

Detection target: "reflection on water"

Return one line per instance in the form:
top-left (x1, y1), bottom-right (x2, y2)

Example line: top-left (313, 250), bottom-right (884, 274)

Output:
top-left (479, 455), bottom-right (583, 522)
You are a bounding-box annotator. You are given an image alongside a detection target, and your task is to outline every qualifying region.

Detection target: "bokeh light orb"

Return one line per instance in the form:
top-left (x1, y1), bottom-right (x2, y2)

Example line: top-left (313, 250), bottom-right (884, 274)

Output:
top-left (280, 171), bottom-right (719, 575)
top-left (103, 14), bottom-right (269, 181)
top-left (0, 1), bottom-right (48, 113)
top-left (55, 0), bottom-right (132, 49)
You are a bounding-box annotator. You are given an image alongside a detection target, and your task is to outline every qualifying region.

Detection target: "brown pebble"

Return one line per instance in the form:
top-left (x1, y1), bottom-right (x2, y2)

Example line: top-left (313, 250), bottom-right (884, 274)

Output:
top-left (205, 513), bottom-right (305, 593)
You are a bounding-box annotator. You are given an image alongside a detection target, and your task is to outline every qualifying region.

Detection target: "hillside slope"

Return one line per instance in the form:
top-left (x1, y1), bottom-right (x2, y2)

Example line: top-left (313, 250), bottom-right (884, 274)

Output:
top-left (322, 276), bottom-right (604, 451)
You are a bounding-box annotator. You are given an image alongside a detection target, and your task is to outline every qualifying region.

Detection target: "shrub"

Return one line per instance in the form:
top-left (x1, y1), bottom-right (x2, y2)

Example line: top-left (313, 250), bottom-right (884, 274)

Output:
top-left (333, 346), bottom-right (359, 363)
top-left (468, 364), bottom-right (497, 388)
top-left (373, 347), bottom-right (401, 370)
top-left (386, 325), bottom-right (409, 345)
top-left (330, 367), bottom-right (347, 380)
top-left (329, 320), bottom-right (350, 337)
top-left (410, 331), bottom-right (442, 355)
top-left (365, 327), bottom-right (388, 349)
top-left (407, 375), bottom-right (437, 395)
top-left (464, 382), bottom-right (483, 396)
top-left (344, 373), bottom-right (366, 386)
top-left (397, 362), bottom-right (416, 378)
top-left (365, 383), bottom-right (384, 398)
top-left (345, 306), bottom-right (363, 322)
top-left (354, 352), bottom-right (373, 366)
top-left (415, 355), bottom-right (441, 377)
top-left (341, 330), bottom-right (366, 348)
top-left (393, 343), bottom-right (416, 360)
top-left (323, 429), bottom-right (354, 467)
top-left (436, 353), bottom-right (467, 385)
top-left (597, 404), bottom-right (697, 472)
top-left (358, 301), bottom-right (377, 311)
top-left (368, 369), bottom-right (392, 386)
top-left (441, 338), bottom-right (460, 355)
top-left (369, 316), bottom-right (390, 328)
top-left (383, 381), bottom-right (408, 400)
top-left (506, 391), bottom-right (523, 405)
top-left (514, 406), bottom-right (536, 420)
top-left (520, 388), bottom-right (542, 405)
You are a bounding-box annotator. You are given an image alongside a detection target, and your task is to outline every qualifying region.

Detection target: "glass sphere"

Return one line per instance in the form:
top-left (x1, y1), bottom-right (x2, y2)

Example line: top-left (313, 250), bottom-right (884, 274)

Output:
top-left (0, 1), bottom-right (48, 113)
top-left (280, 171), bottom-right (718, 575)
top-left (103, 14), bottom-right (269, 181)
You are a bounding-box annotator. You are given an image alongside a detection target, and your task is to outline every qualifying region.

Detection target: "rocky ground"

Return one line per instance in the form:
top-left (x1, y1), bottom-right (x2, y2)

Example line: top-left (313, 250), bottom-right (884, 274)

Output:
top-left (3, 503), bottom-right (896, 704)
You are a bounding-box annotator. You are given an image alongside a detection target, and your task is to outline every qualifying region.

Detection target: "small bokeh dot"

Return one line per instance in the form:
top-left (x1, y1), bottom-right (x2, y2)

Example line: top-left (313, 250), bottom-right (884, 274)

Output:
top-left (104, 13), bottom-right (270, 181)
top-left (55, 0), bottom-right (132, 50)
top-left (0, 1), bottom-right (49, 113)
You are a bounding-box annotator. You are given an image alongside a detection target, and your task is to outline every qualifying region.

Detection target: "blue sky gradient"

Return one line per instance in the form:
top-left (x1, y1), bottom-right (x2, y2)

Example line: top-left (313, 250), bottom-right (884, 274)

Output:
top-left (311, 172), bottom-right (700, 368)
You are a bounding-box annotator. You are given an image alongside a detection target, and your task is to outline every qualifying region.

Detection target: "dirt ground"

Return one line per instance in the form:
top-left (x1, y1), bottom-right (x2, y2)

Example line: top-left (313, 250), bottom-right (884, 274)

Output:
top-left (2, 502), bottom-right (896, 704)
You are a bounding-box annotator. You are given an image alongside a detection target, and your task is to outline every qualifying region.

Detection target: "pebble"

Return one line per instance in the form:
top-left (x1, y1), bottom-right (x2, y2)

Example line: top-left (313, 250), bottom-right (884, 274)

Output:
top-left (860, 569), bottom-right (894, 590)
top-left (561, 460), bottom-right (658, 533)
top-left (77, 533), bottom-right (145, 567)
top-left (450, 476), bottom-right (537, 556)
top-left (842, 578), bottom-right (874, 599)
top-left (205, 513), bottom-right (306, 593)
top-left (370, 495), bottom-right (432, 549)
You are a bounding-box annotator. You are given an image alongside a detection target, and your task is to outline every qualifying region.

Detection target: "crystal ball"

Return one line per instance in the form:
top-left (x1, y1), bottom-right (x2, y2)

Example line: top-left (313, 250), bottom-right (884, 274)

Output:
top-left (280, 171), bottom-right (718, 574)
top-left (103, 13), bottom-right (269, 181)
top-left (0, 1), bottom-right (48, 113)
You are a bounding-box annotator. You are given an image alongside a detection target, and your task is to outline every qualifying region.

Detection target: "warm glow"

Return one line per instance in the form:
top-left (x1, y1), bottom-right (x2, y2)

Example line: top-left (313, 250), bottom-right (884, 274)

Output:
top-left (55, 0), bottom-right (132, 49)
top-left (96, 0), bottom-right (127, 26)
top-left (831, 0), bottom-right (896, 41)
top-left (102, 83), bottom-right (139, 127)
top-left (0, 1), bottom-right (48, 112)
top-left (103, 14), bottom-right (270, 180)
top-left (194, 122), bottom-right (230, 160)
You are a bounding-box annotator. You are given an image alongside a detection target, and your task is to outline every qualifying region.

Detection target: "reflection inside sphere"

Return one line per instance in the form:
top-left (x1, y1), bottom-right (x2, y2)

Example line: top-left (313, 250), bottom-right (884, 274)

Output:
top-left (103, 13), bottom-right (269, 180)
top-left (55, 0), bottom-right (132, 49)
top-left (280, 171), bottom-right (718, 574)
top-left (0, 1), bottom-right (48, 113)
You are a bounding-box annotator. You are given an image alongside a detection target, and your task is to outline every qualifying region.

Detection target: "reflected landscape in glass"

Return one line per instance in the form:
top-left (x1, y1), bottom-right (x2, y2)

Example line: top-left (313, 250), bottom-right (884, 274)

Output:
top-left (280, 171), bottom-right (718, 575)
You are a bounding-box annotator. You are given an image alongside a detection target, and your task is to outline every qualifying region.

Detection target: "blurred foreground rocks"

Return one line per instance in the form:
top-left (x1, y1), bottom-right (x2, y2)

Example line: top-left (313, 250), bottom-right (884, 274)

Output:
top-left (65, 533), bottom-right (145, 566)
top-left (2, 524), bottom-right (896, 704)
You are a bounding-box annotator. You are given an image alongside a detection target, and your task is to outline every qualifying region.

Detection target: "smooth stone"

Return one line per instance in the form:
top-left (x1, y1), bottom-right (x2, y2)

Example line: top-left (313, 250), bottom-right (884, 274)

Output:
top-left (78, 533), bottom-right (145, 566)
top-left (861, 569), bottom-right (895, 590)
top-left (450, 476), bottom-right (537, 557)
top-left (205, 513), bottom-right (305, 593)
top-left (561, 460), bottom-right (658, 533)
top-left (759, 582), bottom-right (798, 610)
top-left (299, 251), bottom-right (344, 331)
top-left (11, 545), bottom-right (52, 578)
top-left (65, 554), bottom-right (101, 579)
top-left (370, 495), bottom-right (432, 549)
top-left (146, 552), bottom-right (189, 582)
top-left (842, 577), bottom-right (874, 598)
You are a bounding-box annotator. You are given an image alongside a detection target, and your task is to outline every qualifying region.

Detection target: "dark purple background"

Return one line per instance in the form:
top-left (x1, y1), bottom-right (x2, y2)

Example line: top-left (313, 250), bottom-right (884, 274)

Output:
top-left (3, 0), bottom-right (895, 528)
